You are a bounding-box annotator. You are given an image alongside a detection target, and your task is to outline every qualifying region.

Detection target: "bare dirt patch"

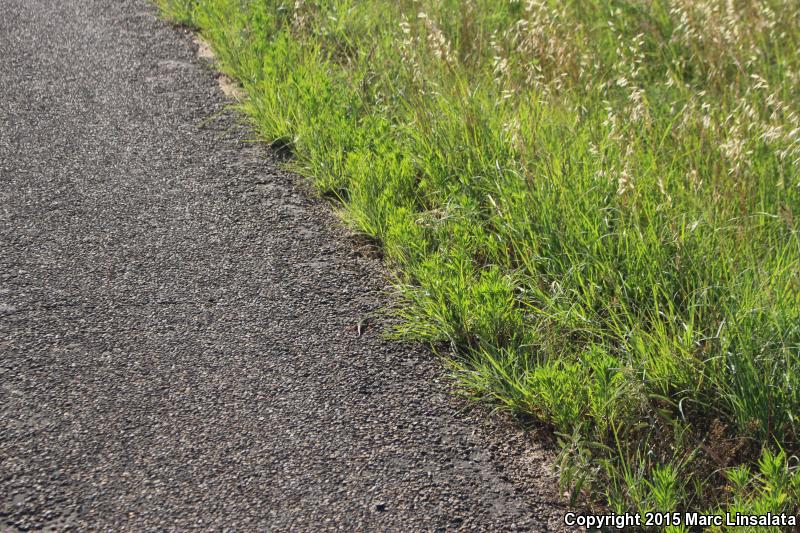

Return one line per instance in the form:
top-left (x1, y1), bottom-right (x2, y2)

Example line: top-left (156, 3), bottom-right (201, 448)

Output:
top-left (192, 34), bottom-right (244, 100)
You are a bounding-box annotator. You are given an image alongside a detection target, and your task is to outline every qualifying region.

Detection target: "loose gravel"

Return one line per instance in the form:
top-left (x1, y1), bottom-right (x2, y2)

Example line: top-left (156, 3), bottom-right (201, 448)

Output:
top-left (0, 0), bottom-right (572, 530)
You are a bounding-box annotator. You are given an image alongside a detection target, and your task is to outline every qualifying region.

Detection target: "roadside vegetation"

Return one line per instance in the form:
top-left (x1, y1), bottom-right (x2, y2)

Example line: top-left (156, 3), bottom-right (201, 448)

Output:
top-left (159, 0), bottom-right (799, 525)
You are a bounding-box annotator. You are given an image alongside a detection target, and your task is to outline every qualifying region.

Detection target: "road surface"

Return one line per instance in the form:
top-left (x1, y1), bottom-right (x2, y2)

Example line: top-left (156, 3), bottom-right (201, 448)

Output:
top-left (0, 0), bottom-right (570, 530)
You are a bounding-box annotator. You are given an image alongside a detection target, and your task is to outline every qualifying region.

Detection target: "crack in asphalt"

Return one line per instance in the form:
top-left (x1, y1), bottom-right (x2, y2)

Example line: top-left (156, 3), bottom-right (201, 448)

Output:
top-left (0, 0), bottom-right (572, 530)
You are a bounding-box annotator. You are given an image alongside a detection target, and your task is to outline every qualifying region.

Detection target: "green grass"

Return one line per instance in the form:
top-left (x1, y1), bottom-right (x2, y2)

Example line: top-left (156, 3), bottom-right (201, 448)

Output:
top-left (158, 0), bottom-right (800, 523)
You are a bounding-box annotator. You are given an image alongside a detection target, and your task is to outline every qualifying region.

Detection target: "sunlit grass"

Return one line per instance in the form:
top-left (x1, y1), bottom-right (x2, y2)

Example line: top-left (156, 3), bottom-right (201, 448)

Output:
top-left (159, 0), bottom-right (800, 518)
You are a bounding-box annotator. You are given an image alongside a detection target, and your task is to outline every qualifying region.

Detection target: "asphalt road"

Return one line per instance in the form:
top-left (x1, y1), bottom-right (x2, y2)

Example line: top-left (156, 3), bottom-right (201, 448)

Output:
top-left (0, 0), bottom-right (570, 530)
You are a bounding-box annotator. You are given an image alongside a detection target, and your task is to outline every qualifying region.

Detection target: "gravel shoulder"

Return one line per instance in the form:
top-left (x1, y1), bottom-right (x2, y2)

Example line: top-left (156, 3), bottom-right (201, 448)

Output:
top-left (0, 0), bottom-right (572, 530)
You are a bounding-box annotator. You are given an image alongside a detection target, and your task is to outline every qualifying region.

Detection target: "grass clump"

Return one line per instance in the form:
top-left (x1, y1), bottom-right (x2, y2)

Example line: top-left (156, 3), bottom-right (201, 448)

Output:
top-left (159, 0), bottom-right (800, 518)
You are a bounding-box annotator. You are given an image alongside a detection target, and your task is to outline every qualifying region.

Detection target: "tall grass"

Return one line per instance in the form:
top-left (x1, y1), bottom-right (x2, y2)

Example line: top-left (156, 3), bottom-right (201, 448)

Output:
top-left (159, 0), bottom-right (800, 519)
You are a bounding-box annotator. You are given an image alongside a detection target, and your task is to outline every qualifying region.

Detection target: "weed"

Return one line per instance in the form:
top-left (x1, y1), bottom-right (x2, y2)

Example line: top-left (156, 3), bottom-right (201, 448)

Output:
top-left (159, 0), bottom-right (800, 517)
